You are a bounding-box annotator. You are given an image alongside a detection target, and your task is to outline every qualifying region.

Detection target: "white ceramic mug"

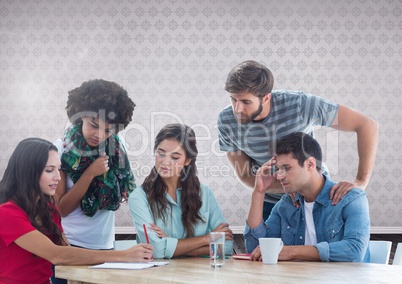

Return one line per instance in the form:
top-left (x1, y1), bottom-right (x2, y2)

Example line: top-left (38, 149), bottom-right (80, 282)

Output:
top-left (259, 238), bottom-right (284, 264)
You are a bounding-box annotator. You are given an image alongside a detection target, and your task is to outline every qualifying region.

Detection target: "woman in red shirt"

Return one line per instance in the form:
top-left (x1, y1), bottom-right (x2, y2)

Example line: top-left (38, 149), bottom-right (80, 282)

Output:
top-left (0, 138), bottom-right (153, 284)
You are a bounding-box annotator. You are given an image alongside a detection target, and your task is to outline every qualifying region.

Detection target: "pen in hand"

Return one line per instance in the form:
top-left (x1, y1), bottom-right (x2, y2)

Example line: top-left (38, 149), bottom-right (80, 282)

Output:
top-left (143, 223), bottom-right (150, 244)
top-left (143, 223), bottom-right (153, 260)
top-left (142, 224), bottom-right (149, 244)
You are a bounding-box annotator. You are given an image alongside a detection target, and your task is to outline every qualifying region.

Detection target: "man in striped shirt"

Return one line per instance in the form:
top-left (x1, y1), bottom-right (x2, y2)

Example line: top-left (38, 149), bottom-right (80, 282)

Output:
top-left (217, 60), bottom-right (378, 220)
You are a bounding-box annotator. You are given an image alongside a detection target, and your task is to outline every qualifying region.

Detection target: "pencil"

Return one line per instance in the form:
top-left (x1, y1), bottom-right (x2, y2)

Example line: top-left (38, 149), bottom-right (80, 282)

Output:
top-left (143, 223), bottom-right (150, 244)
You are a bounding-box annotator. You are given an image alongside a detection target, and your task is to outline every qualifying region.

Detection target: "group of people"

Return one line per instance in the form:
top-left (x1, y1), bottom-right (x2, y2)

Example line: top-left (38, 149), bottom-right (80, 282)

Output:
top-left (219, 61), bottom-right (377, 262)
top-left (0, 60), bottom-right (378, 283)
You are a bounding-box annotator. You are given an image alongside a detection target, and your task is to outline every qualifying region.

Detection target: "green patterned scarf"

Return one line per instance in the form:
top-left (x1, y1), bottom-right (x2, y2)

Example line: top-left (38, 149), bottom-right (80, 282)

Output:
top-left (60, 122), bottom-right (136, 217)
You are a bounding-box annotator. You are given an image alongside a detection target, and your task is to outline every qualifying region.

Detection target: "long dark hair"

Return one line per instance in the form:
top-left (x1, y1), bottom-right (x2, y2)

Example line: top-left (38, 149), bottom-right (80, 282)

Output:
top-left (0, 137), bottom-right (65, 245)
top-left (142, 124), bottom-right (204, 237)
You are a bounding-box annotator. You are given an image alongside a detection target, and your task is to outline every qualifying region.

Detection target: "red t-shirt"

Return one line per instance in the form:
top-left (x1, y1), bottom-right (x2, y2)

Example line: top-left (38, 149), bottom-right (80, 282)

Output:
top-left (0, 201), bottom-right (63, 284)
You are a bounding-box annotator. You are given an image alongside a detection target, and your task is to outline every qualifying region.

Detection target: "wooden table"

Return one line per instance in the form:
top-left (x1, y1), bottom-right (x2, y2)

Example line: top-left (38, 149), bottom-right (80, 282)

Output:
top-left (56, 258), bottom-right (402, 283)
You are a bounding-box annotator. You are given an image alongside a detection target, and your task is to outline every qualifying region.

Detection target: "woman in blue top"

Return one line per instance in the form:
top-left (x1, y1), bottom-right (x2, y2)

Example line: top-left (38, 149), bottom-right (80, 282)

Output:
top-left (129, 124), bottom-right (233, 259)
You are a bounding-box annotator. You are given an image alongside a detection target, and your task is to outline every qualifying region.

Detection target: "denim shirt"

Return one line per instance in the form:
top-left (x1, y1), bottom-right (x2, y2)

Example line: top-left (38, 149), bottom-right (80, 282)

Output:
top-left (244, 175), bottom-right (370, 262)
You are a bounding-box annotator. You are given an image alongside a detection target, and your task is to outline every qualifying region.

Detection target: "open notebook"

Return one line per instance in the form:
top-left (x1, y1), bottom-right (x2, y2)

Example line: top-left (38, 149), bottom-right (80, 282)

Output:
top-left (88, 261), bottom-right (169, 270)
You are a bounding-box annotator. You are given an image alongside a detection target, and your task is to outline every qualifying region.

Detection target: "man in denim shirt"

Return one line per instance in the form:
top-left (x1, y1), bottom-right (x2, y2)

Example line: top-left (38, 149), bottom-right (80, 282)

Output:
top-left (245, 132), bottom-right (370, 262)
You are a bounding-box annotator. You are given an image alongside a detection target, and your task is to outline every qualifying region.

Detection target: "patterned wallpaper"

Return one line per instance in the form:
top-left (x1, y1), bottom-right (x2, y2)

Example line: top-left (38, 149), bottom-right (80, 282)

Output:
top-left (0, 0), bottom-right (401, 231)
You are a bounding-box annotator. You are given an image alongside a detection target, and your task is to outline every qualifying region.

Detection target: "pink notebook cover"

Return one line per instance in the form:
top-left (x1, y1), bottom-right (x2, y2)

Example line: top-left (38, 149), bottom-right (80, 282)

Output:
top-left (232, 253), bottom-right (252, 260)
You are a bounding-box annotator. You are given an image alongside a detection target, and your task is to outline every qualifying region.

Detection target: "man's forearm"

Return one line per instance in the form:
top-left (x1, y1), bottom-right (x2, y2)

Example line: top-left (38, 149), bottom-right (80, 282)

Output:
top-left (279, 245), bottom-right (320, 261)
top-left (237, 173), bottom-right (285, 194)
top-left (247, 191), bottom-right (265, 228)
top-left (226, 151), bottom-right (256, 189)
top-left (355, 118), bottom-right (378, 188)
top-left (331, 105), bottom-right (379, 189)
top-left (235, 171), bottom-right (256, 189)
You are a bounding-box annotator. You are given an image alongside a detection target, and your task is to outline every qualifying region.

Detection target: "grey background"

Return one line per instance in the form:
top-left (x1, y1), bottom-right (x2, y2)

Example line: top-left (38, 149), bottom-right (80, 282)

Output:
top-left (1, 0), bottom-right (401, 232)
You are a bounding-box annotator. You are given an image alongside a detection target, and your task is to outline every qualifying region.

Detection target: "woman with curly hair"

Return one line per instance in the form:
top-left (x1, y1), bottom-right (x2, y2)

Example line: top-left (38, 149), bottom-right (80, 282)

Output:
top-left (0, 138), bottom-right (153, 283)
top-left (54, 79), bottom-right (136, 250)
top-left (129, 124), bottom-right (233, 259)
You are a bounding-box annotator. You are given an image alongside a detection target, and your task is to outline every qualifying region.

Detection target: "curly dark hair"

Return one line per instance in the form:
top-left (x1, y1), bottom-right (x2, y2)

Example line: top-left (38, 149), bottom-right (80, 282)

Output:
top-left (142, 124), bottom-right (204, 238)
top-left (66, 79), bottom-right (136, 131)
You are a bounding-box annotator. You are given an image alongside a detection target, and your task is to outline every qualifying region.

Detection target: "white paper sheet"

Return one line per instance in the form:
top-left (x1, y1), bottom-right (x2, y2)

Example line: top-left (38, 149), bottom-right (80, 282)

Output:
top-left (88, 261), bottom-right (169, 270)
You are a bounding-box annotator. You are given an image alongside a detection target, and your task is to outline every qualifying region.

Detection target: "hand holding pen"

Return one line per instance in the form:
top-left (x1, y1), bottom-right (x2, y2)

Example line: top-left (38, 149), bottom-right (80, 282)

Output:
top-left (143, 223), bottom-right (150, 244)
top-left (143, 224), bottom-right (153, 260)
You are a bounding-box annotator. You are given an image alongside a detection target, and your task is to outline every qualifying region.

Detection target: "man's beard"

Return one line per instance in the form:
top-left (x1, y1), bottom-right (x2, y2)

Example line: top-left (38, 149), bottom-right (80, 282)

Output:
top-left (235, 101), bottom-right (263, 124)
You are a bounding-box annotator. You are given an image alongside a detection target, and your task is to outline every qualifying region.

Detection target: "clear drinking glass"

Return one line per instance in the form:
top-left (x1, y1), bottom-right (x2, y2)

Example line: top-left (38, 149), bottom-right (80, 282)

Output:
top-left (209, 232), bottom-right (225, 268)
